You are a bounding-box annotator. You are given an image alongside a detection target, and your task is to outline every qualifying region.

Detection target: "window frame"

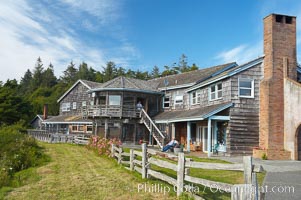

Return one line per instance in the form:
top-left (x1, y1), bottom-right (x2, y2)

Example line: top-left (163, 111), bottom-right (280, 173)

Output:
top-left (72, 102), bottom-right (77, 110)
top-left (62, 102), bottom-right (71, 112)
top-left (238, 78), bottom-right (254, 98)
top-left (209, 83), bottom-right (223, 101)
top-left (174, 95), bottom-right (184, 105)
top-left (163, 95), bottom-right (170, 108)
top-left (109, 95), bottom-right (121, 106)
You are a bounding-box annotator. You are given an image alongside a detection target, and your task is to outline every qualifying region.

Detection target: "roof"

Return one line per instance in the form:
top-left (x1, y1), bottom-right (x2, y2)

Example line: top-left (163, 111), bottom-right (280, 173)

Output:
top-left (43, 115), bottom-right (93, 124)
top-left (154, 103), bottom-right (233, 123)
top-left (150, 62), bottom-right (238, 90)
top-left (30, 115), bottom-right (54, 124)
top-left (57, 79), bottom-right (102, 103)
top-left (89, 76), bottom-right (162, 94)
top-left (187, 56), bottom-right (264, 92)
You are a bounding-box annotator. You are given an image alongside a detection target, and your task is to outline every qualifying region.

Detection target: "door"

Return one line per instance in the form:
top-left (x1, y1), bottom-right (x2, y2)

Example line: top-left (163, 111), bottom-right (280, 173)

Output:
top-left (202, 127), bottom-right (214, 152)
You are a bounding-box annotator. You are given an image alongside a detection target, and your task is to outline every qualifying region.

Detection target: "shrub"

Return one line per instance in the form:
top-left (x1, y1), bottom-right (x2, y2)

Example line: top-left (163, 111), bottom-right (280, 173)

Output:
top-left (261, 153), bottom-right (268, 160)
top-left (0, 123), bottom-right (48, 188)
top-left (87, 136), bottom-right (122, 156)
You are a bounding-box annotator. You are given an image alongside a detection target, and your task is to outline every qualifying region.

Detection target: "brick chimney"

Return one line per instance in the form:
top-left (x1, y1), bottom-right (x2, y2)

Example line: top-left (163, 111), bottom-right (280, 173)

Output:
top-left (257, 14), bottom-right (296, 159)
top-left (43, 104), bottom-right (48, 120)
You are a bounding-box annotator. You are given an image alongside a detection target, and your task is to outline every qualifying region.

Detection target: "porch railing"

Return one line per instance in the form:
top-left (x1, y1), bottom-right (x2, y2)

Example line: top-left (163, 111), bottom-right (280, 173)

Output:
top-left (82, 105), bottom-right (140, 118)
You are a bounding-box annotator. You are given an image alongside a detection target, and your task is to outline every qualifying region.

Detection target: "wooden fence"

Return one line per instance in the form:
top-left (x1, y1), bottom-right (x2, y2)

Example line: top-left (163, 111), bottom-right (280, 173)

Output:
top-left (111, 143), bottom-right (264, 200)
top-left (27, 129), bottom-right (90, 145)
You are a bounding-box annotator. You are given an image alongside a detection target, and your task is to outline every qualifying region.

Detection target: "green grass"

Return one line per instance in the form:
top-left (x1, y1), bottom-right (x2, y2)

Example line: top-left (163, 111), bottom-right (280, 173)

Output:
top-left (3, 143), bottom-right (182, 200)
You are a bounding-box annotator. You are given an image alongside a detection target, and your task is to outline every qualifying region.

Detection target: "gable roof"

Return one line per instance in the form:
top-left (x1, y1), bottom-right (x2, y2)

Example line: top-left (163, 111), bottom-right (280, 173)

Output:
top-left (30, 114), bottom-right (54, 125)
top-left (187, 56), bottom-right (264, 92)
top-left (57, 79), bottom-right (102, 103)
top-left (150, 62), bottom-right (238, 90)
top-left (89, 76), bottom-right (162, 94)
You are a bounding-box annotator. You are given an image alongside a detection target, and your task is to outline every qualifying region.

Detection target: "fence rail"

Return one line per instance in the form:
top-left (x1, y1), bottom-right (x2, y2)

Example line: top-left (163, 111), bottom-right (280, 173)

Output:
top-left (110, 143), bottom-right (265, 200)
top-left (27, 129), bottom-right (90, 145)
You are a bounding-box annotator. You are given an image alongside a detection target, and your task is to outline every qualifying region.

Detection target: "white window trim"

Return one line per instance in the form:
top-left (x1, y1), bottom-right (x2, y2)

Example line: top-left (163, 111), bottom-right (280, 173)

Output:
top-left (174, 95), bottom-right (183, 105)
top-left (163, 95), bottom-right (170, 108)
top-left (109, 95), bottom-right (121, 106)
top-left (238, 78), bottom-right (254, 98)
top-left (209, 83), bottom-right (223, 101)
top-left (72, 102), bottom-right (77, 110)
top-left (62, 102), bottom-right (71, 112)
top-left (191, 91), bottom-right (197, 105)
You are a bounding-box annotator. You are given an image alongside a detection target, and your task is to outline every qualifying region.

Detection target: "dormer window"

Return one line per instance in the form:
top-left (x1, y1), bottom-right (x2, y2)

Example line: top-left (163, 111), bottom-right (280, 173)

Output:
top-left (209, 83), bottom-right (222, 101)
top-left (191, 90), bottom-right (201, 105)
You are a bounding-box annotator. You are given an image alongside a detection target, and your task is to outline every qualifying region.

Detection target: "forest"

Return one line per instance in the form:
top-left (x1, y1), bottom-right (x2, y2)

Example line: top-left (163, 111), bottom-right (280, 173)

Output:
top-left (0, 54), bottom-right (198, 126)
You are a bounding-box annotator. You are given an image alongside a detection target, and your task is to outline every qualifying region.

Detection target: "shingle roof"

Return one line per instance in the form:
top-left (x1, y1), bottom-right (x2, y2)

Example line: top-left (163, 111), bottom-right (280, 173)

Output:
top-left (150, 62), bottom-right (237, 89)
top-left (81, 79), bottom-right (103, 88)
top-left (187, 57), bottom-right (264, 92)
top-left (43, 115), bottom-right (93, 124)
top-left (154, 103), bottom-right (233, 122)
top-left (91, 76), bottom-right (159, 92)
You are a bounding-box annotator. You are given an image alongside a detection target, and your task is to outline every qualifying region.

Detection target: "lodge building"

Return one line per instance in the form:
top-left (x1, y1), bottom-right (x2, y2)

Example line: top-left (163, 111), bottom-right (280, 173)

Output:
top-left (30, 14), bottom-right (301, 160)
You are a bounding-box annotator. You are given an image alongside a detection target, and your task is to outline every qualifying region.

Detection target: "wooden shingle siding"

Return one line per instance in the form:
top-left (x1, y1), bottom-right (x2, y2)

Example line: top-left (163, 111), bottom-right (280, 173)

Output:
top-left (227, 63), bottom-right (263, 155)
top-left (59, 83), bottom-right (91, 116)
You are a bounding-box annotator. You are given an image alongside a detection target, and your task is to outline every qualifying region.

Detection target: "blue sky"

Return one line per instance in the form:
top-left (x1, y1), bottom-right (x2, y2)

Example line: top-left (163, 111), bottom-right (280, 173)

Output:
top-left (1, 0), bottom-right (301, 82)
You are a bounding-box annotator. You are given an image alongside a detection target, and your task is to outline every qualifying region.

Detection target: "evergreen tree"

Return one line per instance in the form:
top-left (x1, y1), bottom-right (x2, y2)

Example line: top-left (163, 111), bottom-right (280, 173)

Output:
top-left (41, 63), bottom-right (57, 87)
top-left (31, 57), bottom-right (44, 90)
top-left (20, 69), bottom-right (33, 94)
top-left (151, 65), bottom-right (160, 78)
top-left (61, 61), bottom-right (78, 85)
top-left (103, 61), bottom-right (117, 82)
top-left (0, 80), bottom-right (33, 125)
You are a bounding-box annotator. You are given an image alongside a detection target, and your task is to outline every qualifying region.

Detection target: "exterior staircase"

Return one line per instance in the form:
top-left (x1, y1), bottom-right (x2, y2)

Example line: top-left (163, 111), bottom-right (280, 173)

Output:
top-left (140, 109), bottom-right (167, 149)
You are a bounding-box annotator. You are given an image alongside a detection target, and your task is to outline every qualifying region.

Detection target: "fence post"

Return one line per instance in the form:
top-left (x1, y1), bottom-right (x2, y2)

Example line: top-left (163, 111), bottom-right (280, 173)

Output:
top-left (142, 143), bottom-right (147, 179)
top-left (177, 152), bottom-right (185, 196)
top-left (118, 147), bottom-right (122, 164)
top-left (111, 144), bottom-right (115, 158)
top-left (252, 172), bottom-right (261, 200)
top-left (243, 156), bottom-right (252, 184)
top-left (130, 149), bottom-right (134, 171)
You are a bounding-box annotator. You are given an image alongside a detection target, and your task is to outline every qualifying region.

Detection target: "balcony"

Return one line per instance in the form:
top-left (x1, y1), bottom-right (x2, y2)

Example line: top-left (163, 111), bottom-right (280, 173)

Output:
top-left (83, 105), bottom-right (141, 118)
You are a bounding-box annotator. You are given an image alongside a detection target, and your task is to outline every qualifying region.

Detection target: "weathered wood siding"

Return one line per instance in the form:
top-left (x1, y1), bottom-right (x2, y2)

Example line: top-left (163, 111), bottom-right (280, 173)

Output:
top-left (163, 88), bottom-right (189, 111)
top-left (227, 63), bottom-right (263, 155)
top-left (59, 82), bottom-right (91, 116)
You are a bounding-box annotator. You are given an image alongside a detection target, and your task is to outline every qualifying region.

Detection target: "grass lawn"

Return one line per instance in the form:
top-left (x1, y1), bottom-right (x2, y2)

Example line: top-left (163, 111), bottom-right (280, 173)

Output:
top-left (3, 143), bottom-right (179, 200)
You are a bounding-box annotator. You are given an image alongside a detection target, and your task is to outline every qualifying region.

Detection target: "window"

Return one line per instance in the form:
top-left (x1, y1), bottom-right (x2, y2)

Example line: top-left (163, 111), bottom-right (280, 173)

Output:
top-left (239, 78), bottom-right (254, 98)
top-left (191, 91), bottom-right (197, 105)
top-left (163, 95), bottom-right (170, 108)
top-left (72, 102), bottom-right (77, 110)
top-left (109, 95), bottom-right (121, 106)
top-left (191, 90), bottom-right (201, 105)
top-left (174, 95), bottom-right (183, 105)
top-left (87, 125), bottom-right (93, 132)
top-left (72, 125), bottom-right (77, 131)
top-left (209, 83), bottom-right (222, 101)
top-left (82, 101), bottom-right (86, 107)
top-left (78, 125), bottom-right (84, 132)
top-left (62, 102), bottom-right (71, 112)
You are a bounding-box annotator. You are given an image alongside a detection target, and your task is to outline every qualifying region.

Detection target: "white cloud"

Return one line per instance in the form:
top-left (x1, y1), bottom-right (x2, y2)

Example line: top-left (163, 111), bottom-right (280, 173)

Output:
top-left (0, 0), bottom-right (138, 82)
top-left (215, 42), bottom-right (262, 65)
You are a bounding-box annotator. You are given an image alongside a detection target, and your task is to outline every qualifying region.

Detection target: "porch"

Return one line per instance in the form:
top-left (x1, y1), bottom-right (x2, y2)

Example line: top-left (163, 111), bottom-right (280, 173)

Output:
top-left (154, 103), bottom-right (233, 157)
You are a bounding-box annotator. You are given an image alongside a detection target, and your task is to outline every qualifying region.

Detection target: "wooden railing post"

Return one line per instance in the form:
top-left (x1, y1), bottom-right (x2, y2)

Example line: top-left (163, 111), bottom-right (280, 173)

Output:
top-left (118, 147), bottom-right (122, 164)
top-left (130, 149), bottom-right (134, 171)
top-left (111, 144), bottom-right (115, 158)
top-left (142, 143), bottom-right (147, 179)
top-left (177, 152), bottom-right (185, 196)
top-left (243, 156), bottom-right (252, 184)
